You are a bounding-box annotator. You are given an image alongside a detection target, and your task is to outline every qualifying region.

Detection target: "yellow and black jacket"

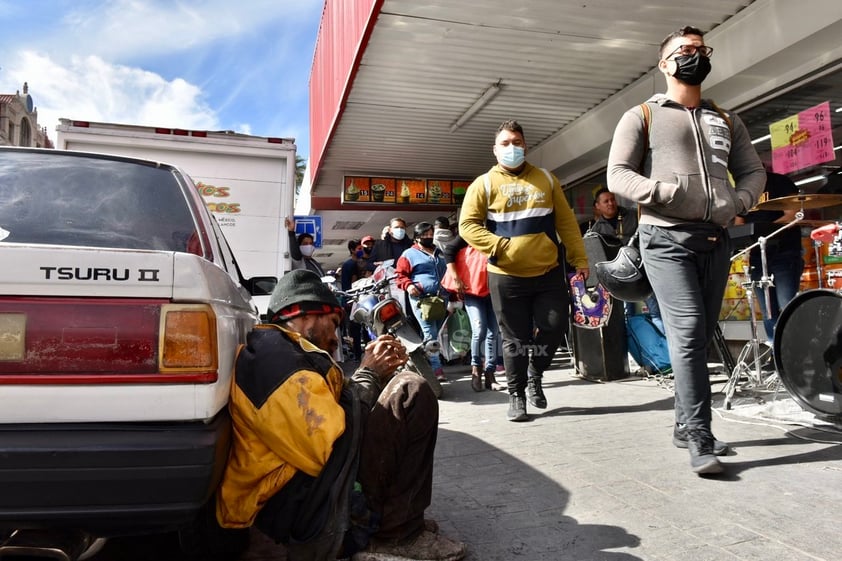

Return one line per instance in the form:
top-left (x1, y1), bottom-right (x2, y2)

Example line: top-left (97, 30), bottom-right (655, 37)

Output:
top-left (216, 324), bottom-right (349, 528)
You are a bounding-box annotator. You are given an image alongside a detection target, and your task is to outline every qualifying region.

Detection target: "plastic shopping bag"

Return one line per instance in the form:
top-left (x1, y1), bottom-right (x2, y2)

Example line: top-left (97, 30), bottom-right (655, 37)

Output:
top-left (438, 306), bottom-right (471, 361)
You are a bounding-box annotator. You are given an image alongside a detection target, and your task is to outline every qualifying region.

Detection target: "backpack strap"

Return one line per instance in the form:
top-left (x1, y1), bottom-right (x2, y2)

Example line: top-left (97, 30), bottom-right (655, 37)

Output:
top-left (539, 167), bottom-right (554, 190)
top-left (483, 172), bottom-right (491, 200)
top-left (706, 99), bottom-right (732, 132)
top-left (638, 103), bottom-right (652, 173)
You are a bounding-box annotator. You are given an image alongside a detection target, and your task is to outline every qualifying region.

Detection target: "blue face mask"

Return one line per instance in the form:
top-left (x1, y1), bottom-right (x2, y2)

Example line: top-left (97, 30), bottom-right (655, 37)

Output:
top-left (498, 144), bottom-right (525, 168)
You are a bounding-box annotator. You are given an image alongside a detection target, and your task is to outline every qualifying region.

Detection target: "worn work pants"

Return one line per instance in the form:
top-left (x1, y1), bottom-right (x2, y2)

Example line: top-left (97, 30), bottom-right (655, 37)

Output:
top-left (639, 224), bottom-right (731, 429)
top-left (358, 371), bottom-right (439, 542)
top-left (488, 266), bottom-right (569, 396)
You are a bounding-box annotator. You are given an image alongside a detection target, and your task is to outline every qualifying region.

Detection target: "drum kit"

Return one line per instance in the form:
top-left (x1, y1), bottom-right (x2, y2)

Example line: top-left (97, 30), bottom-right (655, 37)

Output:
top-left (722, 193), bottom-right (842, 421)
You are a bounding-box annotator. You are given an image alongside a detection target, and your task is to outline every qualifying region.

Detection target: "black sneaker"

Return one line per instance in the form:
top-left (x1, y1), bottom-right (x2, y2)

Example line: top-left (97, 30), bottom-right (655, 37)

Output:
top-left (686, 427), bottom-right (724, 475)
top-left (673, 424), bottom-right (729, 456)
top-left (526, 377), bottom-right (547, 409)
top-left (507, 394), bottom-right (528, 422)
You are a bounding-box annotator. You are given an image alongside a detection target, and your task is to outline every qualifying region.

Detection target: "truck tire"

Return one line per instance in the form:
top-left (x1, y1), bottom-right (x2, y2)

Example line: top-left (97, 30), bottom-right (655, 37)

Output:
top-left (408, 347), bottom-right (442, 399)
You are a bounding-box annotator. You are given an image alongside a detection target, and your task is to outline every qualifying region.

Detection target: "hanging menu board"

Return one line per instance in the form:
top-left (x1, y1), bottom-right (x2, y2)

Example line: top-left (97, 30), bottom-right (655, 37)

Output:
top-left (770, 101), bottom-right (835, 175)
top-left (343, 175), bottom-right (471, 205)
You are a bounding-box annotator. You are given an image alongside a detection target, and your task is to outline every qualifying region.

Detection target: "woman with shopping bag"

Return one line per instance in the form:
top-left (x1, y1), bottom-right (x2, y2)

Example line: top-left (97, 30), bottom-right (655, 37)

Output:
top-left (442, 234), bottom-right (504, 392)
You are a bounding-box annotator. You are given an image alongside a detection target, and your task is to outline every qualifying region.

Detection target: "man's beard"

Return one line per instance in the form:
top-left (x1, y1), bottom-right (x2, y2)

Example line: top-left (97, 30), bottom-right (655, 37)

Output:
top-left (305, 327), bottom-right (337, 355)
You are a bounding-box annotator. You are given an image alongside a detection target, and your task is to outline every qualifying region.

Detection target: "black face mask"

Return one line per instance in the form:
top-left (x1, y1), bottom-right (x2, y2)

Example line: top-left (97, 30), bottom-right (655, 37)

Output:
top-left (418, 238), bottom-right (435, 249)
top-left (672, 51), bottom-right (711, 86)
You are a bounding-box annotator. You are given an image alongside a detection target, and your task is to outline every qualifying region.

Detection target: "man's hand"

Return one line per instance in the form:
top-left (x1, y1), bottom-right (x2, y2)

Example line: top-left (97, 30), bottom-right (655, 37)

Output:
top-left (576, 267), bottom-right (590, 281)
top-left (406, 284), bottom-right (421, 298)
top-left (284, 216), bottom-right (295, 232)
top-left (360, 335), bottom-right (408, 382)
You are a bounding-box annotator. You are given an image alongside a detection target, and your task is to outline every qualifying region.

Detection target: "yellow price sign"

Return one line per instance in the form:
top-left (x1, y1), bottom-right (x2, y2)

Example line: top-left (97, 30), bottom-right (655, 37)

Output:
top-left (769, 114), bottom-right (799, 150)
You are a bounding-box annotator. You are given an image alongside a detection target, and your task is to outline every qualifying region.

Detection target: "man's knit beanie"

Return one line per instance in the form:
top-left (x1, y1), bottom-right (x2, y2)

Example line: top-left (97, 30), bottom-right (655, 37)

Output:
top-left (267, 269), bottom-right (342, 323)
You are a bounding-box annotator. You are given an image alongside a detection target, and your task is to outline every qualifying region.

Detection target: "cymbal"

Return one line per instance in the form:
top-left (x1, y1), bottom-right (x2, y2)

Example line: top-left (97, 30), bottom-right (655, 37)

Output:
top-left (755, 194), bottom-right (842, 211)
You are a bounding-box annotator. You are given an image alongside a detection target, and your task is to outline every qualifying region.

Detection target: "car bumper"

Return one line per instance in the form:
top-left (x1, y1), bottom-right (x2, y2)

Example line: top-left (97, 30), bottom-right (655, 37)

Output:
top-left (0, 410), bottom-right (231, 536)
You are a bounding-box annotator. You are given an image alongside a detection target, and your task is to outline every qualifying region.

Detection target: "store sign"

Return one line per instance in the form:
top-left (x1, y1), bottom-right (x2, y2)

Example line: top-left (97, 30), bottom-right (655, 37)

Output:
top-left (769, 101), bottom-right (835, 175)
top-left (343, 176), bottom-right (471, 206)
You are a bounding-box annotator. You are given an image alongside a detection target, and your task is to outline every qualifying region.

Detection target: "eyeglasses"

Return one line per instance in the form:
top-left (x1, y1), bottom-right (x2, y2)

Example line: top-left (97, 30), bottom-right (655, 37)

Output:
top-left (665, 44), bottom-right (713, 60)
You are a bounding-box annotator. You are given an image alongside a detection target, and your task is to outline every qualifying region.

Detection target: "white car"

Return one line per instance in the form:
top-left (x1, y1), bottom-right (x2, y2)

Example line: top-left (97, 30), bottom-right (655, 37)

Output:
top-left (0, 147), bottom-right (267, 559)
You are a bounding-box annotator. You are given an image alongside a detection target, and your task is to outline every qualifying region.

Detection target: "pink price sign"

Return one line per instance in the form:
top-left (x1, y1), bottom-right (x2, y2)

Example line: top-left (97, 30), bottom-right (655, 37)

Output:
top-left (770, 101), bottom-right (835, 175)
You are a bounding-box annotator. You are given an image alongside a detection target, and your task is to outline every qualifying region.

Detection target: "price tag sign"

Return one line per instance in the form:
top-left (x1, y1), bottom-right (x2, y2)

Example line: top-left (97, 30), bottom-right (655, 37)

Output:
top-left (770, 101), bottom-right (835, 174)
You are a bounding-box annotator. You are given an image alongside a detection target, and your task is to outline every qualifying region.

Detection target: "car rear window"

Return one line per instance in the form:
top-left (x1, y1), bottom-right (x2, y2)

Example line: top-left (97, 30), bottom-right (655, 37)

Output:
top-left (0, 150), bottom-right (200, 252)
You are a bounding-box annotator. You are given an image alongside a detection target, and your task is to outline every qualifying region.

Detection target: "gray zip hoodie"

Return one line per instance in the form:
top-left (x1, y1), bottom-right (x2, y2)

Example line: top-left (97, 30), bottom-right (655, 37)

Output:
top-left (607, 94), bottom-right (765, 228)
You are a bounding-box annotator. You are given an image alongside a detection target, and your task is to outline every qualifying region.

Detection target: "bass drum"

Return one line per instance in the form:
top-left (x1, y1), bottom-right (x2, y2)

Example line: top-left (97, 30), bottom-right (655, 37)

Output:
top-left (774, 289), bottom-right (842, 420)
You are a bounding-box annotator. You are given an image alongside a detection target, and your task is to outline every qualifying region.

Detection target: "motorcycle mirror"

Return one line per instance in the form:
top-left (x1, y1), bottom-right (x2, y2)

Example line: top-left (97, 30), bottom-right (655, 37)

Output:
top-left (321, 275), bottom-right (336, 284)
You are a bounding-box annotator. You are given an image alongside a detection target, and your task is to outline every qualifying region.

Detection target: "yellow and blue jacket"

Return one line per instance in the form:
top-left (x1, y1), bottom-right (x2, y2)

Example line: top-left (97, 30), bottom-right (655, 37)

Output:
top-left (459, 163), bottom-right (588, 277)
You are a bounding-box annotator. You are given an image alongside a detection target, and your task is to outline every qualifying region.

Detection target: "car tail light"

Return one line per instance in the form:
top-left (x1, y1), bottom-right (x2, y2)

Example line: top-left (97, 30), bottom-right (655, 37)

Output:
top-left (0, 298), bottom-right (218, 384)
top-left (376, 301), bottom-right (402, 324)
top-left (160, 305), bottom-right (217, 371)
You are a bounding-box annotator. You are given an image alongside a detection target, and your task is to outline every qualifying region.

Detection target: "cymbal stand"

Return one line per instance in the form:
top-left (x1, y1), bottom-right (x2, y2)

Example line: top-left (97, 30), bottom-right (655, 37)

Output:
top-left (814, 240), bottom-right (825, 289)
top-left (723, 212), bottom-right (803, 409)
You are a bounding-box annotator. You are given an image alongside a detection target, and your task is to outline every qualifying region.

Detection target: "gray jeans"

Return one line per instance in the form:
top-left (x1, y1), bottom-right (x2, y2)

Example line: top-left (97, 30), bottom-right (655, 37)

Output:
top-left (638, 224), bottom-right (731, 429)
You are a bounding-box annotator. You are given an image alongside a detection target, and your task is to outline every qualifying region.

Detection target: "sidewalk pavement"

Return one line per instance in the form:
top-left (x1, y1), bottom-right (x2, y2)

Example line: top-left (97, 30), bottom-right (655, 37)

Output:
top-left (246, 353), bottom-right (842, 561)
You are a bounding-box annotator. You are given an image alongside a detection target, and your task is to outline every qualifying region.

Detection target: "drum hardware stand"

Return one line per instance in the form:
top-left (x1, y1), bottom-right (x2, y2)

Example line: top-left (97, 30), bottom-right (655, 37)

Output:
top-left (814, 239), bottom-right (826, 289)
top-left (722, 212), bottom-right (804, 409)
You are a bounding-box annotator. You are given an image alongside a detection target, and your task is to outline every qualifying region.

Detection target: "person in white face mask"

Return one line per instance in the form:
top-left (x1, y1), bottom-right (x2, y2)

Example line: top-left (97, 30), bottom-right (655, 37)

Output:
top-left (460, 120), bottom-right (589, 423)
top-left (286, 216), bottom-right (326, 277)
top-left (371, 216), bottom-right (413, 265)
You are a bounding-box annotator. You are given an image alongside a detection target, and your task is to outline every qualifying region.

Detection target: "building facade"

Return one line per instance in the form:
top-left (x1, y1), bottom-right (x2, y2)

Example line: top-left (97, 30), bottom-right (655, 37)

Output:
top-left (0, 82), bottom-right (52, 148)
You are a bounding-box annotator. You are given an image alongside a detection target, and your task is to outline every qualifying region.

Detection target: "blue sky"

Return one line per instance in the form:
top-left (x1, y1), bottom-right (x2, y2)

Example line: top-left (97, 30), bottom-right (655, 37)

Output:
top-left (0, 0), bottom-right (324, 159)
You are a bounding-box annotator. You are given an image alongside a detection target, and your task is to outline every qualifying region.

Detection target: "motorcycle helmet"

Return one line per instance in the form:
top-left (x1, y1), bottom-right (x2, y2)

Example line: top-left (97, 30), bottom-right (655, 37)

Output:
top-left (594, 243), bottom-right (653, 302)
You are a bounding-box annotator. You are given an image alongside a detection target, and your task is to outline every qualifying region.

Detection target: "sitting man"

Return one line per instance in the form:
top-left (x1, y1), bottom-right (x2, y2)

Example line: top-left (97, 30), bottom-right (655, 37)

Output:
top-left (216, 269), bottom-right (466, 561)
top-left (589, 187), bottom-right (638, 243)
top-left (589, 187), bottom-right (663, 333)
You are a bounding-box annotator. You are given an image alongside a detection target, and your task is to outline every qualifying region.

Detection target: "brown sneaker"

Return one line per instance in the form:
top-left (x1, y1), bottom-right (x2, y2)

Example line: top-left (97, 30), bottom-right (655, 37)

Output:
top-left (353, 529), bottom-right (467, 561)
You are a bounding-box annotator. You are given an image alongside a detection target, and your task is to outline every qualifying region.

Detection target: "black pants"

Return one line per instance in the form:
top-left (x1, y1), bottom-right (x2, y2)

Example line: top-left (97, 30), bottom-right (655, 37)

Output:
top-left (488, 266), bottom-right (570, 395)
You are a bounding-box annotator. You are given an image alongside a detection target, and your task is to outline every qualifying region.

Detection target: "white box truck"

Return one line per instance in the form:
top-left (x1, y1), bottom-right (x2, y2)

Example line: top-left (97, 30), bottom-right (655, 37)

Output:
top-left (55, 119), bottom-right (296, 315)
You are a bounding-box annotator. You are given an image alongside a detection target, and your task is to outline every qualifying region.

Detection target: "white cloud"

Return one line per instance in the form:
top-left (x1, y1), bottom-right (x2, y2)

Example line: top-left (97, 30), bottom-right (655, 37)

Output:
top-left (0, 0), bottom-right (324, 150)
top-left (54, 0), bottom-right (323, 61)
top-left (4, 50), bottom-right (218, 138)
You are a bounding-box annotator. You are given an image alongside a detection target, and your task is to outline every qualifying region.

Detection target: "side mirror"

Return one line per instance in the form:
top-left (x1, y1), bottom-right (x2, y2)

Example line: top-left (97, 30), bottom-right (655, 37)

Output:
top-left (245, 276), bottom-right (278, 296)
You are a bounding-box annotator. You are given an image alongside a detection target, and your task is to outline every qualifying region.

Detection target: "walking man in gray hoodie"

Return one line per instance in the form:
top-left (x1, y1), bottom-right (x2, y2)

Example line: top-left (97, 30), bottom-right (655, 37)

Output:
top-left (607, 26), bottom-right (765, 475)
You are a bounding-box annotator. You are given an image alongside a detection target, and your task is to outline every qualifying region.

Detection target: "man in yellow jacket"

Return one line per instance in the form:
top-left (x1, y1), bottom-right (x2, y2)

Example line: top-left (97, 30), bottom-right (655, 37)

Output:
top-left (216, 269), bottom-right (466, 561)
top-left (460, 120), bottom-right (589, 422)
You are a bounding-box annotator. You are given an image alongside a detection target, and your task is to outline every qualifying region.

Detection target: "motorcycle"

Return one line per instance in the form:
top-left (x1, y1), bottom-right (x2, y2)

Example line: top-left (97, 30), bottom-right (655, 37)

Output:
top-left (331, 273), bottom-right (443, 399)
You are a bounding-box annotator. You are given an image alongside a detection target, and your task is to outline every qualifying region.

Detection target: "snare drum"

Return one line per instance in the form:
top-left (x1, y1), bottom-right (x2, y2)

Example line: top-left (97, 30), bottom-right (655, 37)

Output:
top-left (774, 289), bottom-right (842, 419)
